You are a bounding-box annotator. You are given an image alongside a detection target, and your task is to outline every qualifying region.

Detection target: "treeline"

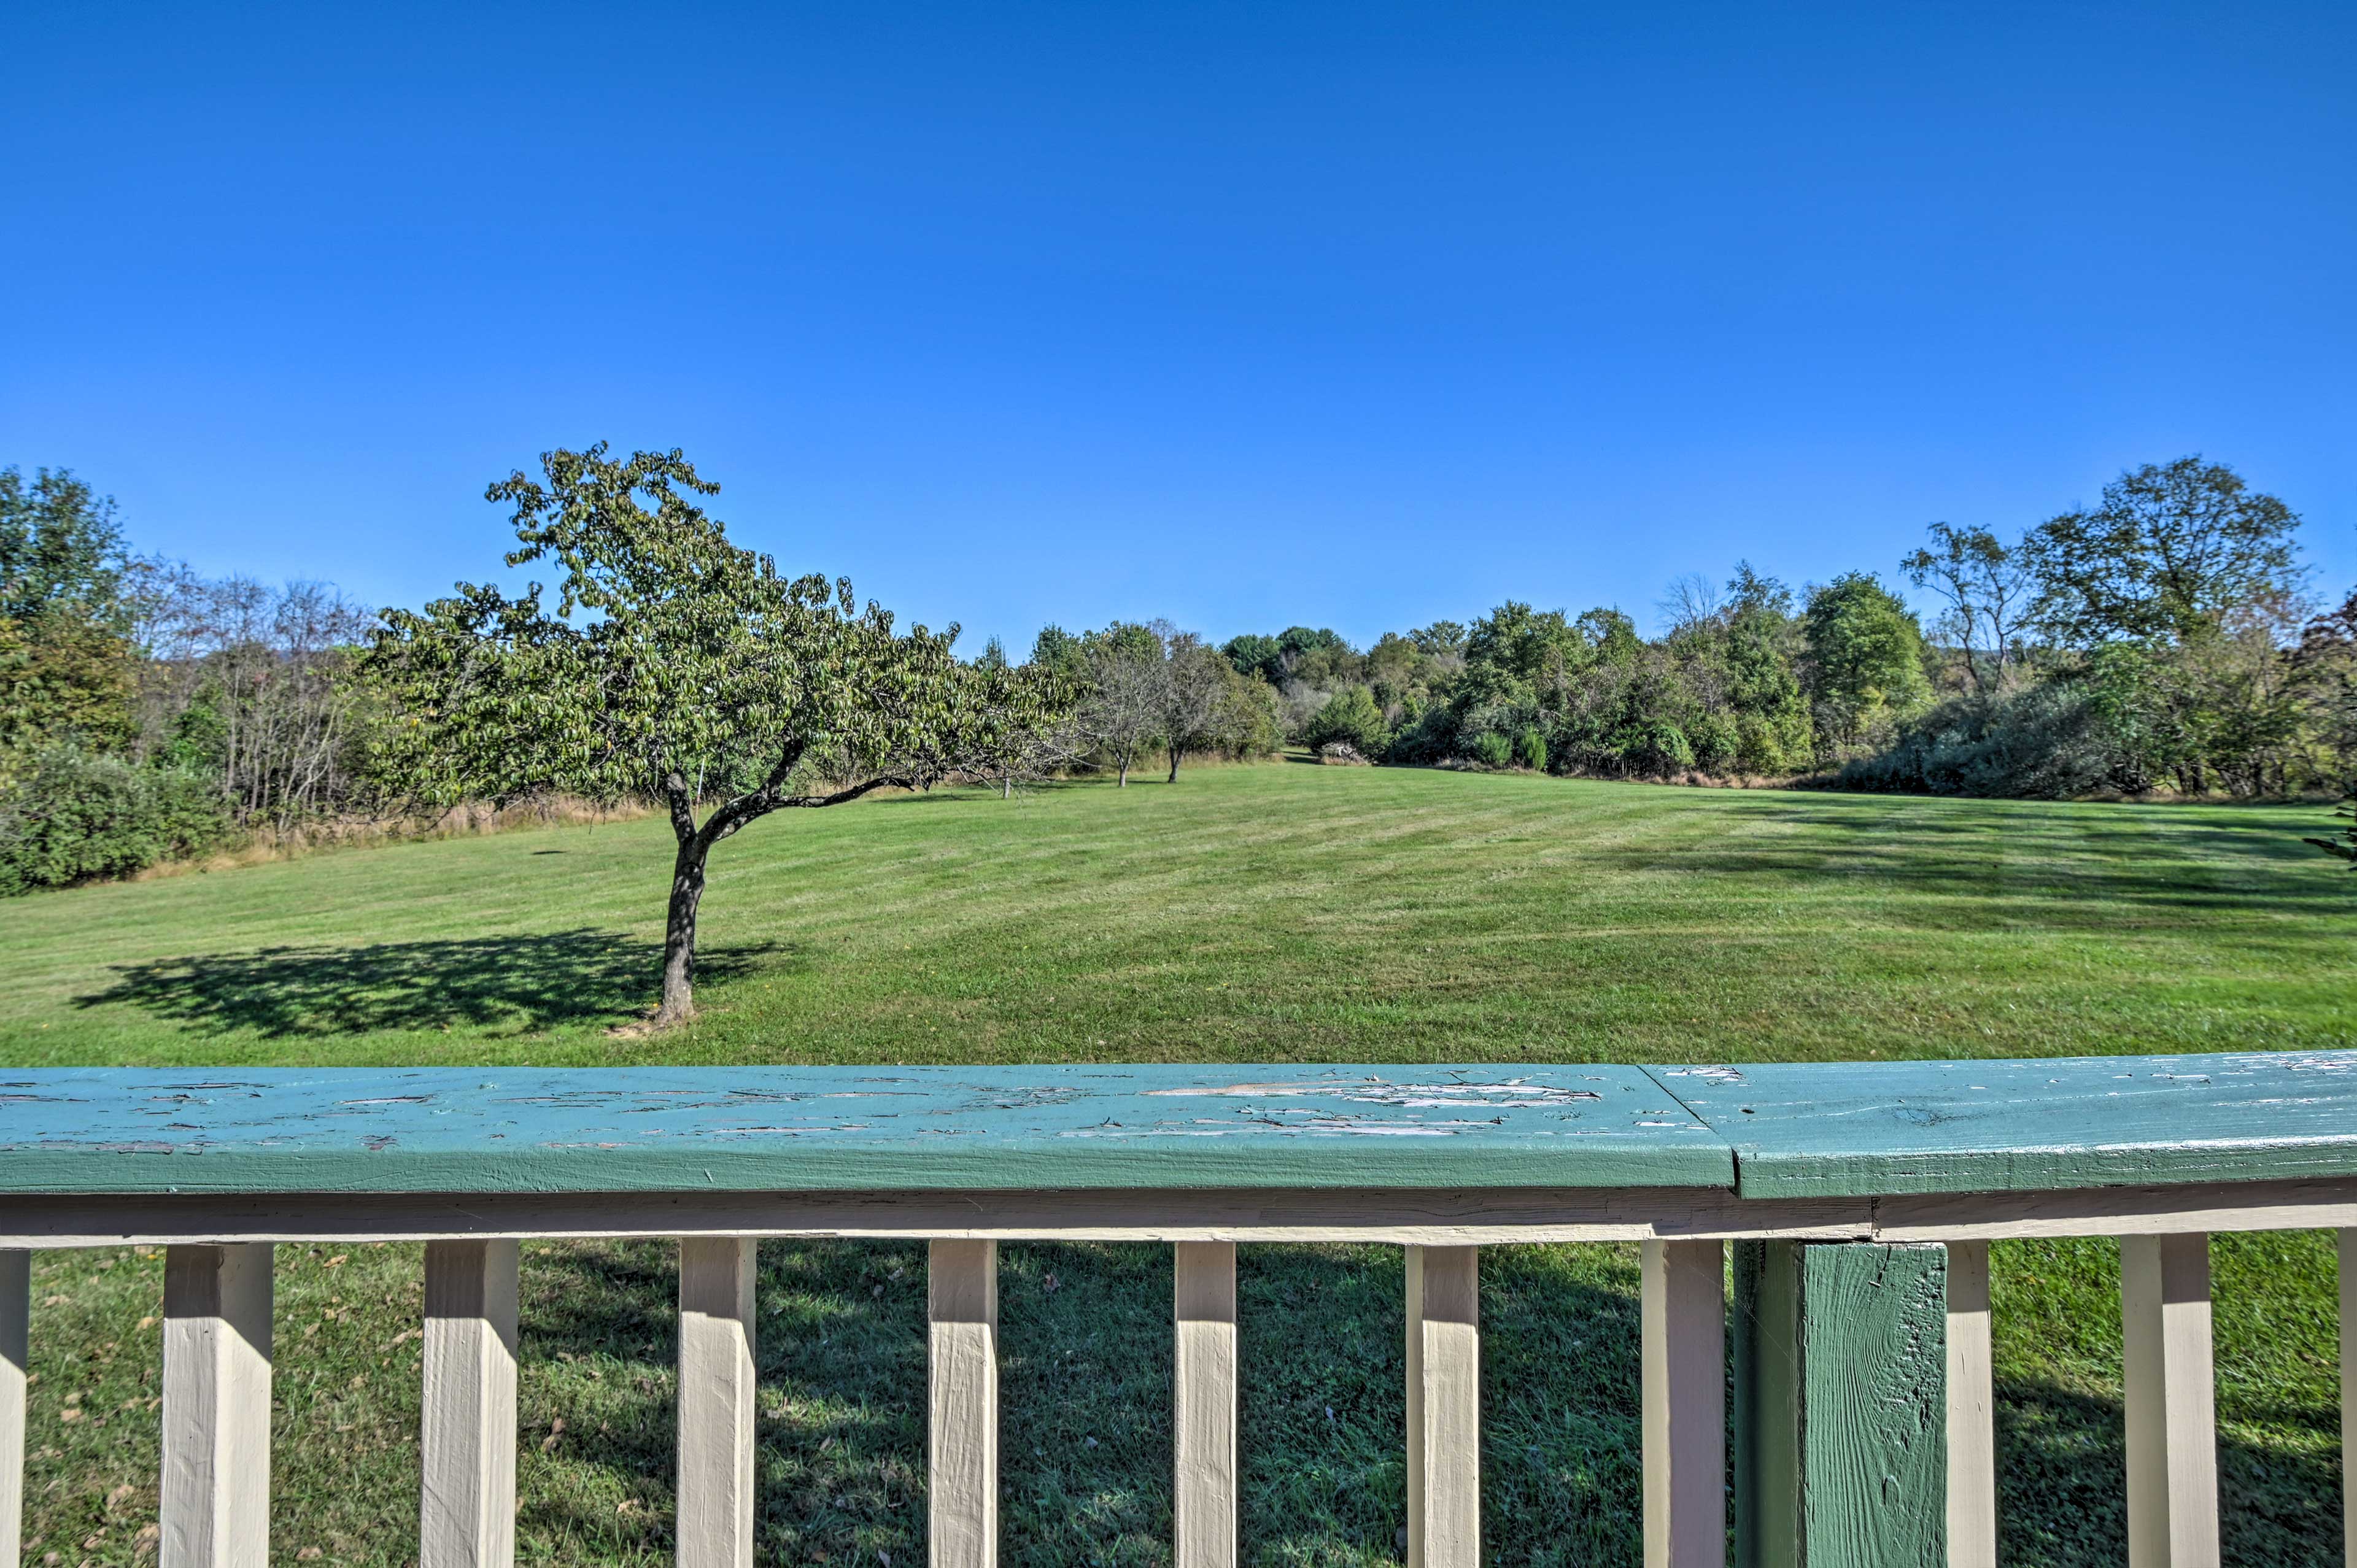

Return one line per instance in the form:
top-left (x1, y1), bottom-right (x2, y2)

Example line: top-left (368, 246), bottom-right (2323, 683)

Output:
top-left (1049, 455), bottom-right (2347, 801)
top-left (0, 467), bottom-right (381, 891)
top-left (3, 452), bottom-right (2348, 895)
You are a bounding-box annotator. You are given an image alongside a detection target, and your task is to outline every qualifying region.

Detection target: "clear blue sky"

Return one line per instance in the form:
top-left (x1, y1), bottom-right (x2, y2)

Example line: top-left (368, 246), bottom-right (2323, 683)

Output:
top-left (5, 2), bottom-right (2351, 652)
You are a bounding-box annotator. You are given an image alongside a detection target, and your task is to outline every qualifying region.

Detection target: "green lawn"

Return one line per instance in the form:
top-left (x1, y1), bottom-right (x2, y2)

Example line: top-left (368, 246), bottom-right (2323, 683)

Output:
top-left (3, 762), bottom-right (2351, 1564)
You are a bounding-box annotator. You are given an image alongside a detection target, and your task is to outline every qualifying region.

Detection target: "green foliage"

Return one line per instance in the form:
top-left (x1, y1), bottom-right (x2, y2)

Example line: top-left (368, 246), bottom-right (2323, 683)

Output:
top-left (1836, 684), bottom-right (2116, 800)
top-left (2022, 456), bottom-right (2302, 646)
top-left (1470, 730), bottom-right (1513, 769)
top-left (361, 444), bottom-right (1048, 1019)
top-left (366, 446), bottom-right (983, 811)
top-left (0, 467), bottom-right (129, 623)
top-left (1803, 571), bottom-right (1932, 760)
top-left (1514, 725), bottom-right (1547, 771)
top-left (1687, 711), bottom-right (1738, 772)
top-left (0, 467), bottom-right (136, 756)
top-left (1302, 684), bottom-right (1388, 755)
top-left (1030, 624), bottom-right (1086, 676)
top-left (0, 744), bottom-right (229, 894)
top-left (1211, 668), bottom-right (1285, 758)
top-left (1220, 631), bottom-right (1283, 682)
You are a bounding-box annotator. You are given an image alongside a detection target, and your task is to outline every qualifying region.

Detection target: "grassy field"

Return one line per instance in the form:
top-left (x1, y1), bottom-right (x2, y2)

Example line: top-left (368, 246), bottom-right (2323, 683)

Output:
top-left (2, 760), bottom-right (2352, 1564)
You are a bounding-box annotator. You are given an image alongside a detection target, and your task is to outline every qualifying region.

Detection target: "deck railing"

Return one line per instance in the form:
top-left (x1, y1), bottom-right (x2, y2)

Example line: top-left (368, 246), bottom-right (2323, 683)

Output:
top-left (2, 1052), bottom-right (2355, 1567)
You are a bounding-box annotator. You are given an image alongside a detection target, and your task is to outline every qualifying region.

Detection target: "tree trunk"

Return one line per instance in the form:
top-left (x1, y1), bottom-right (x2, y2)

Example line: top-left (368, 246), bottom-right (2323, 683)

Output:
top-left (1167, 743), bottom-right (1182, 784)
top-left (656, 836), bottom-right (710, 1025)
top-left (1002, 774), bottom-right (1012, 799)
top-left (1118, 754), bottom-right (1129, 787)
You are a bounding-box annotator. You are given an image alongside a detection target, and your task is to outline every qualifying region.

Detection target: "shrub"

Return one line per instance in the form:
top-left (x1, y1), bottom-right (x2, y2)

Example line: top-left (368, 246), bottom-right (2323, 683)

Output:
top-left (1836, 684), bottom-right (2116, 798)
top-left (0, 744), bottom-right (231, 894)
top-left (1471, 731), bottom-right (1513, 769)
top-left (1514, 726), bottom-right (1547, 771)
top-left (1625, 721), bottom-right (1694, 774)
top-left (1383, 703), bottom-right (1457, 765)
top-left (1301, 685), bottom-right (1389, 757)
top-left (1687, 712), bottom-right (1740, 773)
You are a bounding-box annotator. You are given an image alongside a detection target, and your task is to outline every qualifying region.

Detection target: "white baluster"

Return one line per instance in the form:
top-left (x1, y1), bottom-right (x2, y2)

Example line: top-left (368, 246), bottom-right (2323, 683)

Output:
top-left (1174, 1241), bottom-right (1237, 1568)
top-left (2121, 1233), bottom-right (2217, 1568)
top-left (1406, 1245), bottom-right (1479, 1568)
top-left (678, 1237), bottom-right (758, 1568)
top-left (929, 1239), bottom-right (997, 1568)
top-left (1945, 1238), bottom-right (1996, 1568)
top-left (1643, 1238), bottom-right (1723, 1568)
top-left (421, 1239), bottom-right (519, 1568)
top-left (0, 1251), bottom-right (26, 1568)
top-left (162, 1243), bottom-right (273, 1568)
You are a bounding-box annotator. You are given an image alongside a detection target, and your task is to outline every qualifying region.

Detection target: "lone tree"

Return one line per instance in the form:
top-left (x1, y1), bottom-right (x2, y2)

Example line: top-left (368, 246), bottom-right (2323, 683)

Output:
top-left (366, 444), bottom-right (1035, 1026)
top-left (1158, 628), bottom-right (1229, 781)
top-left (1082, 622), bottom-right (1168, 786)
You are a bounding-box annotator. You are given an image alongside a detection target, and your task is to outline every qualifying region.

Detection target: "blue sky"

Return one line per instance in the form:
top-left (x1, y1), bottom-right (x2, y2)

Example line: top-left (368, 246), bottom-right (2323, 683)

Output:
top-left (5, 2), bottom-right (2351, 652)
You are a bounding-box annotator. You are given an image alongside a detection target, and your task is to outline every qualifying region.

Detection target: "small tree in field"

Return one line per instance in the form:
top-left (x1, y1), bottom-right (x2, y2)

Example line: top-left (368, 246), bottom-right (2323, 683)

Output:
top-left (1158, 628), bottom-right (1228, 781)
top-left (1083, 622), bottom-right (1167, 786)
top-left (365, 445), bottom-right (1034, 1027)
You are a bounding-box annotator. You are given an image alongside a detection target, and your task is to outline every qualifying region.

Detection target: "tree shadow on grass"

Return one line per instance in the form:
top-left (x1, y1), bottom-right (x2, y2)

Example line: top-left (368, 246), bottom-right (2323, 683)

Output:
top-left (72, 929), bottom-right (788, 1038)
top-left (465, 1240), bottom-right (2342, 1566)
top-left (1996, 1375), bottom-right (2341, 1567)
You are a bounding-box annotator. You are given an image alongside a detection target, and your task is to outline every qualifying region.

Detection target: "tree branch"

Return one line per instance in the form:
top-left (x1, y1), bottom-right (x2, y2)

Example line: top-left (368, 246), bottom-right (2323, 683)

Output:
top-left (702, 771), bottom-right (913, 846)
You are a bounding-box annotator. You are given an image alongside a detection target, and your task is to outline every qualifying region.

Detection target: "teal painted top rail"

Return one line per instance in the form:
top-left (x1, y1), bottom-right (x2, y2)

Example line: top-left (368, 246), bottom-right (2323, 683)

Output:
top-left (0, 1051), bottom-right (2351, 1197)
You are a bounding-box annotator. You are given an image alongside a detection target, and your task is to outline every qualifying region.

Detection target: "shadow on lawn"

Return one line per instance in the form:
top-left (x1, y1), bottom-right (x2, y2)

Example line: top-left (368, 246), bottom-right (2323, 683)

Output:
top-left (74, 928), bottom-right (786, 1037)
top-left (1997, 1376), bottom-right (2340, 1567)
top-left (1591, 797), bottom-right (2345, 931)
top-left (509, 1241), bottom-right (2338, 1566)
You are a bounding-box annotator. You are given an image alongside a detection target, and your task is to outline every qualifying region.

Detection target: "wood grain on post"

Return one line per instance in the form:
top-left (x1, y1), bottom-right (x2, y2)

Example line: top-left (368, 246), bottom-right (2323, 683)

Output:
top-left (1173, 1241), bottom-right (1237, 1568)
top-left (929, 1238), bottom-right (997, 1568)
top-left (678, 1237), bottom-right (758, 1568)
top-left (421, 1238), bottom-right (518, 1568)
top-left (2121, 1233), bottom-right (2218, 1568)
top-left (1406, 1244), bottom-right (1479, 1568)
top-left (162, 1242), bottom-right (273, 1568)
top-left (1945, 1238), bottom-right (1995, 1568)
top-left (1643, 1238), bottom-right (1723, 1568)
top-left (1732, 1240), bottom-right (1945, 1568)
top-left (0, 1251), bottom-right (25, 1568)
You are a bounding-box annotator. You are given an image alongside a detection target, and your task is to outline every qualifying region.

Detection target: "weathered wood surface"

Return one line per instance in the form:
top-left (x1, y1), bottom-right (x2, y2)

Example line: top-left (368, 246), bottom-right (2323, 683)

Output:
top-left (1733, 1241), bottom-right (1945, 1568)
top-left (0, 1066), bottom-right (1725, 1194)
top-left (5, 1051), bottom-right (2350, 1204)
top-left (1655, 1051), bottom-right (2357, 1195)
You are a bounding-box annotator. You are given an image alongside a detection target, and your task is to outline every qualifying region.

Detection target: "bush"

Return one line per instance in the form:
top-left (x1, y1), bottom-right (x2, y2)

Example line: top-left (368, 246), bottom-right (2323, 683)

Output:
top-left (1836, 684), bottom-right (2116, 799)
top-left (1302, 685), bottom-right (1389, 757)
top-left (0, 745), bottom-right (231, 894)
top-left (1382, 703), bottom-right (1457, 765)
top-left (1625, 721), bottom-right (1694, 774)
top-left (1471, 732), bottom-right (1513, 769)
top-left (1514, 726), bottom-right (1547, 771)
top-left (1687, 712), bottom-right (1740, 773)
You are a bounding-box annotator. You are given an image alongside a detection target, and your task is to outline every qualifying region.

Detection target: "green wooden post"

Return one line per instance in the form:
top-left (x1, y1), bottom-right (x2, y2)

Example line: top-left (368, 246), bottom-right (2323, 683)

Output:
top-left (1733, 1241), bottom-right (1948, 1568)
